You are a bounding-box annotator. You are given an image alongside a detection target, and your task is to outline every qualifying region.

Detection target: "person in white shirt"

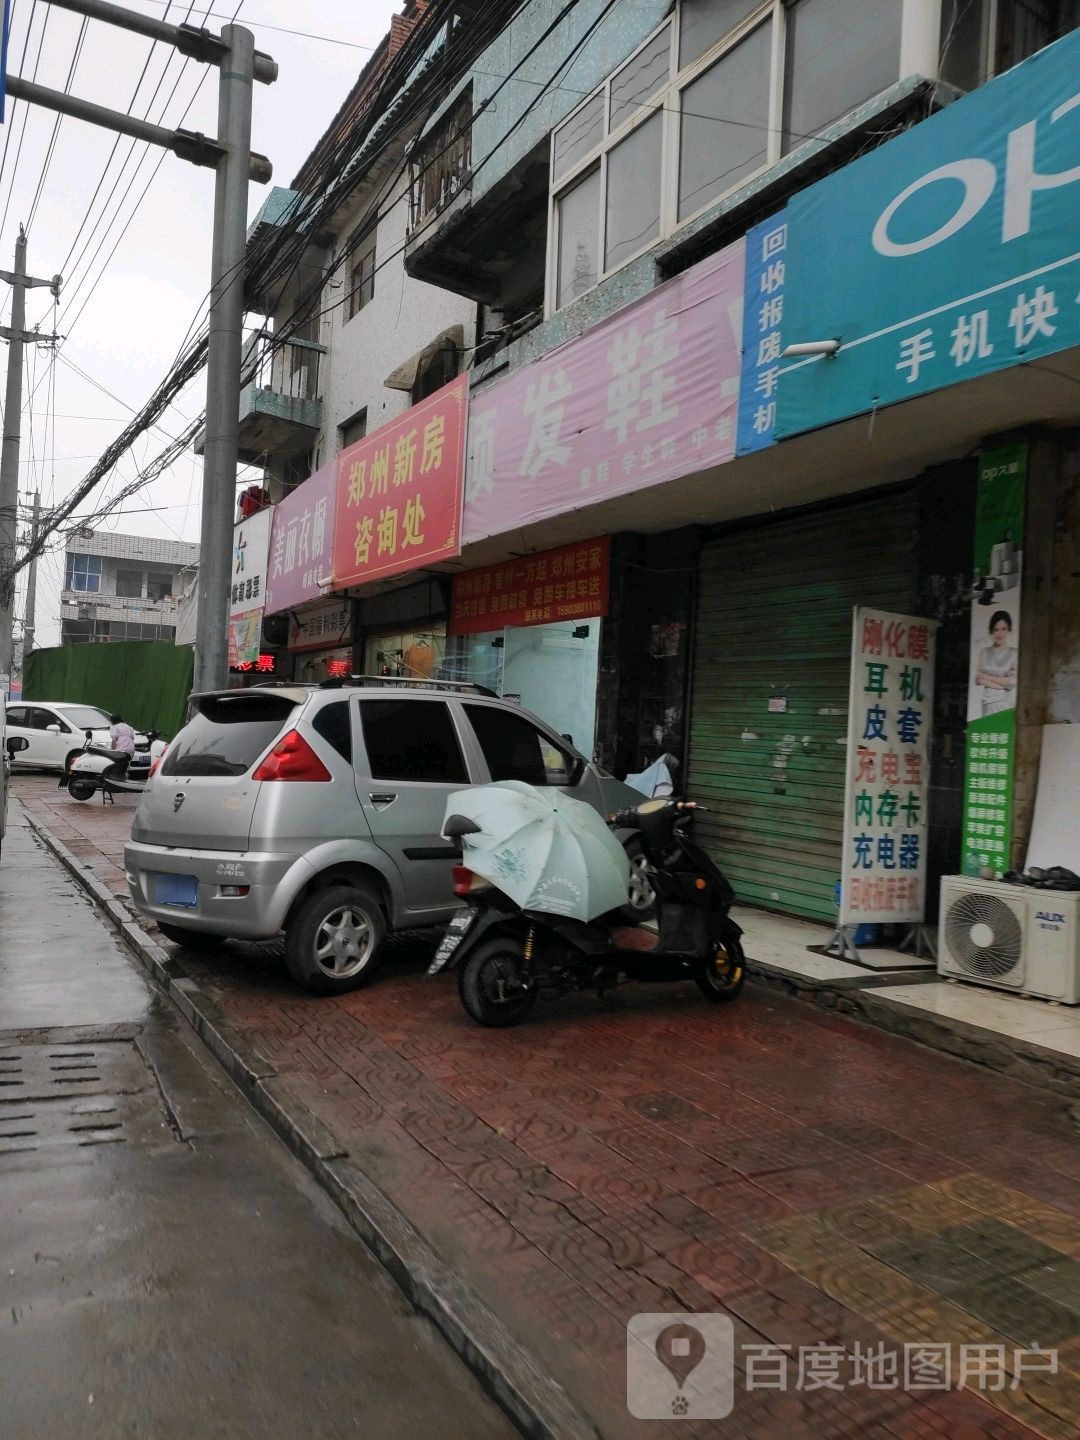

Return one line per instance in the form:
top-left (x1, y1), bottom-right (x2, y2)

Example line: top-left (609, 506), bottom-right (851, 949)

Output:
top-left (109, 715), bottom-right (136, 768)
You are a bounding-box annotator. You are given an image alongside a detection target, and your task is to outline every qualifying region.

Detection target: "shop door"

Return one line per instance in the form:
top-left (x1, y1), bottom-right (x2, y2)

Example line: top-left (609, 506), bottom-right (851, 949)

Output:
top-left (688, 491), bottom-right (917, 922)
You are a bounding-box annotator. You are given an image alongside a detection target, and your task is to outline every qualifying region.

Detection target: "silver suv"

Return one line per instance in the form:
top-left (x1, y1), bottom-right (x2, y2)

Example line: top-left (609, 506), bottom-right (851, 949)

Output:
top-left (125, 679), bottom-right (646, 993)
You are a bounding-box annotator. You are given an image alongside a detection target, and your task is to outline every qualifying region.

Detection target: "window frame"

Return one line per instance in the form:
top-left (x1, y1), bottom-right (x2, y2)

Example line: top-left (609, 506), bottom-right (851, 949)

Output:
top-left (463, 701), bottom-right (582, 788)
top-left (64, 551), bottom-right (102, 593)
top-left (545, 0), bottom-right (915, 314)
top-left (357, 697), bottom-right (470, 786)
top-left (346, 224), bottom-right (377, 321)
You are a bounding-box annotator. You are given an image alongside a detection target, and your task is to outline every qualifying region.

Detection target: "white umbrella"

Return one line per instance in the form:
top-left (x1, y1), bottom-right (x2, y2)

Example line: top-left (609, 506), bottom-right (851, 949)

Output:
top-left (443, 781), bottom-right (630, 922)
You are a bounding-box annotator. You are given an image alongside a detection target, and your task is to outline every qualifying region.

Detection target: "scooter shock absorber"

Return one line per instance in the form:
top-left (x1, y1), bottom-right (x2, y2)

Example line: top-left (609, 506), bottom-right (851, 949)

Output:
top-left (522, 925), bottom-right (535, 964)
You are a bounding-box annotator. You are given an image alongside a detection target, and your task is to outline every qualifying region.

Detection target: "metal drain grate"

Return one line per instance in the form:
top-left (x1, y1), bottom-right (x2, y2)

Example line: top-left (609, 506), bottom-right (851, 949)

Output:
top-left (0, 1042), bottom-right (164, 1155)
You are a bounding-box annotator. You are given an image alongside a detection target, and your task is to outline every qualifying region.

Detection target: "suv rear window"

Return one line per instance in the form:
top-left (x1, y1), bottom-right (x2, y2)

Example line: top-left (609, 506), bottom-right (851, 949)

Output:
top-left (359, 699), bottom-right (467, 784)
top-left (162, 694), bottom-right (297, 777)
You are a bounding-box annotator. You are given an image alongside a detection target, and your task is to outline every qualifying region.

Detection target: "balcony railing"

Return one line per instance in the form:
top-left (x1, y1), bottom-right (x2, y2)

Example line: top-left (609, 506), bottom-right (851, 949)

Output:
top-left (242, 329), bottom-right (325, 404)
top-left (408, 90), bottom-right (472, 236)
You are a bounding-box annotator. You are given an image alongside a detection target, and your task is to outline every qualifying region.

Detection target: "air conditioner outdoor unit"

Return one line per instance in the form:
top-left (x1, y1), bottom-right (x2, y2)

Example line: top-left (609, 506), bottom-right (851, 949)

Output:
top-left (938, 875), bottom-right (1080, 1004)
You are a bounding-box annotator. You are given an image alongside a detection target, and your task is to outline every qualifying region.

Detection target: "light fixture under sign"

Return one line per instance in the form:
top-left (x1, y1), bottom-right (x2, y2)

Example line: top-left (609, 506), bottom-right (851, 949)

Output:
top-left (781, 340), bottom-right (841, 358)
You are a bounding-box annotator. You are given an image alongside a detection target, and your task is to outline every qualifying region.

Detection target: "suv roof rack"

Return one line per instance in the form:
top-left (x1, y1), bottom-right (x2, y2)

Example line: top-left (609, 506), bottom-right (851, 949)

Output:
top-left (318, 673), bottom-right (498, 698)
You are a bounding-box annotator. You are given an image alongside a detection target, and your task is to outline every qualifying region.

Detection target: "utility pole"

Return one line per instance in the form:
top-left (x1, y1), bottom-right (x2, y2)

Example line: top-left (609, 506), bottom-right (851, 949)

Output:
top-left (23, 488), bottom-right (41, 657)
top-left (0, 232), bottom-right (59, 698)
top-left (3, 0), bottom-right (276, 696)
top-left (193, 24), bottom-right (257, 694)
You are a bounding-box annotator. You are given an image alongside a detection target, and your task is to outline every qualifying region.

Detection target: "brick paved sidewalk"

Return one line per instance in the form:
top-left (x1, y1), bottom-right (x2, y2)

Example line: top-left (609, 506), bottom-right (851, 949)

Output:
top-left (16, 775), bottom-right (1080, 1439)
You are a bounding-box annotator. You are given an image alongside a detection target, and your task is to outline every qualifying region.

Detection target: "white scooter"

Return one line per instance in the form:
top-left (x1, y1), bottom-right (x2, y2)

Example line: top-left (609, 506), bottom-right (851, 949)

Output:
top-left (64, 729), bottom-right (167, 803)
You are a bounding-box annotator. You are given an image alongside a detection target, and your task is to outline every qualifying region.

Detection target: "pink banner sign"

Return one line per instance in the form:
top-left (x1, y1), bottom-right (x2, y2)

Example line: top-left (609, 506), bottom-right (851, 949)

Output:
top-left (264, 460), bottom-right (336, 616)
top-left (463, 240), bottom-right (746, 544)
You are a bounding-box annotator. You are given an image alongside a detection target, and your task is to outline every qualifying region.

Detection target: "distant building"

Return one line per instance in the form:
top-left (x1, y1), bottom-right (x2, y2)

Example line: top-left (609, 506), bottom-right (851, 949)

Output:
top-left (60, 532), bottom-right (200, 645)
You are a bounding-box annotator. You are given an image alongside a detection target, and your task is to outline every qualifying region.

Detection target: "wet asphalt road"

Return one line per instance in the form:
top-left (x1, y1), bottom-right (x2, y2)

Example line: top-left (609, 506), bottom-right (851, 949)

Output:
top-left (0, 809), bottom-right (516, 1440)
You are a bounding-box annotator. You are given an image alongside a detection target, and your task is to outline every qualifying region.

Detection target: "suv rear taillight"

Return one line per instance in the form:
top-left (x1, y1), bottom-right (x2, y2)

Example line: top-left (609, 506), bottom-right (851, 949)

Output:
top-left (148, 746), bottom-right (168, 778)
top-left (252, 729), bottom-right (331, 782)
top-left (452, 864), bottom-right (492, 898)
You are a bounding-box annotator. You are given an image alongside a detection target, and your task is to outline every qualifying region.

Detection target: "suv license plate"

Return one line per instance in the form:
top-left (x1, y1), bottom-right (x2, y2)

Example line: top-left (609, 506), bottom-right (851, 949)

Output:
top-left (154, 873), bottom-right (198, 908)
top-left (429, 910), bottom-right (475, 974)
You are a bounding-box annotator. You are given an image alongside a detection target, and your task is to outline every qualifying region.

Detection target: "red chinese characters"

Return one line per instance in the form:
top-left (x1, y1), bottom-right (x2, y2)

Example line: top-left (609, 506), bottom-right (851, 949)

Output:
top-left (448, 537), bottom-right (611, 636)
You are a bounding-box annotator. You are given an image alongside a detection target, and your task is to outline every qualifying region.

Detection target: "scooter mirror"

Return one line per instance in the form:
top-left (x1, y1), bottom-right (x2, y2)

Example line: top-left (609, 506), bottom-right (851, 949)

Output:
top-left (443, 814), bottom-right (482, 838)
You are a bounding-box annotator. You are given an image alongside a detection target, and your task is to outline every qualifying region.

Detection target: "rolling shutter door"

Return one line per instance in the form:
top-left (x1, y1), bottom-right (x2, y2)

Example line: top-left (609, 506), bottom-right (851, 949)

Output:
top-left (688, 491), bottom-right (917, 922)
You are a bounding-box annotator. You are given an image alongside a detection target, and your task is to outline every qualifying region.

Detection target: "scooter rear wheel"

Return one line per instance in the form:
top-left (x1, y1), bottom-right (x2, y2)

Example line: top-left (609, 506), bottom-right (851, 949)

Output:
top-left (458, 939), bottom-right (536, 1027)
top-left (696, 933), bottom-right (746, 1003)
top-left (67, 778), bottom-right (97, 802)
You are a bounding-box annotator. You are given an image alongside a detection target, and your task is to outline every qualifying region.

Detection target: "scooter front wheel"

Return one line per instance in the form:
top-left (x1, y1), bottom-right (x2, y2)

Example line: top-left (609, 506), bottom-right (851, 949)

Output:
top-left (696, 932), bottom-right (746, 1004)
top-left (458, 939), bottom-right (536, 1028)
top-left (67, 778), bottom-right (97, 802)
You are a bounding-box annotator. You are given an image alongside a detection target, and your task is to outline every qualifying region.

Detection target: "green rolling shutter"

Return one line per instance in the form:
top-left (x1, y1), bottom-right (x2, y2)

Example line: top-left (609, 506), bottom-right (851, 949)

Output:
top-left (688, 491), bottom-right (917, 923)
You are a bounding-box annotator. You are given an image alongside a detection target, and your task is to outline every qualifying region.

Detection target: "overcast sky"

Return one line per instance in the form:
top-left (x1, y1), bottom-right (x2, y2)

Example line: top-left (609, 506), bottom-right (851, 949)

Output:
top-left (3, 0), bottom-right (401, 646)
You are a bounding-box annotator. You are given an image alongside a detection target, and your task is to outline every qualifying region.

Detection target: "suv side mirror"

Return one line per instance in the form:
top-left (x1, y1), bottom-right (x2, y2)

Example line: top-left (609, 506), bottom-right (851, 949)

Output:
top-left (6, 736), bottom-right (28, 754)
top-left (46, 723), bottom-right (61, 734)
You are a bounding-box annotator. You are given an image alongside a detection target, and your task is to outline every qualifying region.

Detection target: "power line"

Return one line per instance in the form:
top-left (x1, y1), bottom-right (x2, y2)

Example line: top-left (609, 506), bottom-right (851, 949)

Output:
top-left (12, 0), bottom-right (580, 574)
top-left (0, 2), bottom-right (52, 239)
top-left (24, 16), bottom-right (90, 234)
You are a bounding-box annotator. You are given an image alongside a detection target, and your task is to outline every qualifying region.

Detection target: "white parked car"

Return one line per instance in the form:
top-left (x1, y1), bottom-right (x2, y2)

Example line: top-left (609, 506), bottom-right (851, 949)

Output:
top-left (4, 701), bottom-right (155, 774)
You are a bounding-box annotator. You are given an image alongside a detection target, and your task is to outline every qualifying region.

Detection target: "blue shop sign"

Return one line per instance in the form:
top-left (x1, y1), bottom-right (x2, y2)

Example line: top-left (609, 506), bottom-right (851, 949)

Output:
top-left (736, 212), bottom-right (788, 455)
top-left (777, 28), bottom-right (1080, 438)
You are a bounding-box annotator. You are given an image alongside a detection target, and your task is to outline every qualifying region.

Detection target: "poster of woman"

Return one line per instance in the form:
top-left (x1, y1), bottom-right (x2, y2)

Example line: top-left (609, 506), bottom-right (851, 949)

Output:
top-left (967, 596), bottom-right (1019, 722)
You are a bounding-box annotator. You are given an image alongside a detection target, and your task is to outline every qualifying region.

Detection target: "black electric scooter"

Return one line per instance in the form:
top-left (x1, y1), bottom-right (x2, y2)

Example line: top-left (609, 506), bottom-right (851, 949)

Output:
top-left (430, 798), bottom-right (745, 1027)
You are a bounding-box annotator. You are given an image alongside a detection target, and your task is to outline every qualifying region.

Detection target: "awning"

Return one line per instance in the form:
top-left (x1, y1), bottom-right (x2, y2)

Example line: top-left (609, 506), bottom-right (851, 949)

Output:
top-left (384, 323), bottom-right (464, 392)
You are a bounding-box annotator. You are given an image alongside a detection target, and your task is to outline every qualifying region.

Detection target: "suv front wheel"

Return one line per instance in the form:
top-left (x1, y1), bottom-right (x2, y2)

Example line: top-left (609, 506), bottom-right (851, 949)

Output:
top-left (285, 881), bottom-right (386, 994)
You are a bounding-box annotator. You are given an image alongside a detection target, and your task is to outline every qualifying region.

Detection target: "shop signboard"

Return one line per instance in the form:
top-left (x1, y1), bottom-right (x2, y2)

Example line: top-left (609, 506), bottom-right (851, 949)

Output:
top-left (331, 374), bottom-right (467, 589)
top-left (736, 211), bottom-right (787, 455)
top-left (839, 607), bottom-right (937, 926)
top-left (462, 241), bottom-right (745, 544)
top-left (448, 537), bottom-right (610, 636)
top-left (287, 596), bottom-right (352, 653)
top-left (778, 28), bottom-right (1080, 438)
top-left (961, 445), bottom-right (1026, 877)
top-left (265, 461), bottom-right (336, 615)
top-left (228, 507), bottom-right (272, 669)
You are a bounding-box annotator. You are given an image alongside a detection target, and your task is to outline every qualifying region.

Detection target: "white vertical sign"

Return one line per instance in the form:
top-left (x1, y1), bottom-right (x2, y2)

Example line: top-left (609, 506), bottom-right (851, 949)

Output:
top-left (840, 607), bottom-right (937, 927)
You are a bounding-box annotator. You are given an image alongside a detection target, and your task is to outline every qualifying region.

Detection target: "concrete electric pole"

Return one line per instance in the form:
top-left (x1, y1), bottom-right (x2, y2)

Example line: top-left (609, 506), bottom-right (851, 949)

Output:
top-left (4, 0), bottom-right (276, 695)
top-left (0, 232), bottom-right (59, 697)
top-left (23, 488), bottom-right (41, 657)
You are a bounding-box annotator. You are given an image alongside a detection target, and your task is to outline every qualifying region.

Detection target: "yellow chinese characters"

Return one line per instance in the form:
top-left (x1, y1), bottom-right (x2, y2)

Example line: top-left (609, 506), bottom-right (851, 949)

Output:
top-left (354, 516), bottom-right (373, 566)
top-left (403, 495), bottom-right (425, 547)
top-left (347, 458), bottom-right (367, 505)
top-left (420, 413), bottom-right (445, 474)
top-left (377, 506), bottom-right (398, 556)
top-left (393, 429), bottom-right (418, 488)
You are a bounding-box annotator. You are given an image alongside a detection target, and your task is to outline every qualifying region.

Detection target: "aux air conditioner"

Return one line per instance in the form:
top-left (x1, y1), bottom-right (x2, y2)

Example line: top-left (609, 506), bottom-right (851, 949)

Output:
top-left (938, 876), bottom-right (1080, 1004)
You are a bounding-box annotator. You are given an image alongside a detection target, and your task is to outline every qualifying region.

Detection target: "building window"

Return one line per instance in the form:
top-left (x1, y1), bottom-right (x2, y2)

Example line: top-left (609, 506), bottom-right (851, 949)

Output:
top-left (782, 0), bottom-right (902, 154)
top-left (409, 88), bottom-right (473, 234)
top-left (65, 552), bottom-right (101, 593)
top-left (340, 408), bottom-right (368, 450)
top-left (940, 0), bottom-right (1079, 88)
top-left (546, 0), bottom-right (923, 311)
top-left (115, 568), bottom-right (144, 599)
top-left (146, 572), bottom-right (174, 602)
top-left (411, 342), bottom-right (459, 405)
top-left (347, 225), bottom-right (376, 319)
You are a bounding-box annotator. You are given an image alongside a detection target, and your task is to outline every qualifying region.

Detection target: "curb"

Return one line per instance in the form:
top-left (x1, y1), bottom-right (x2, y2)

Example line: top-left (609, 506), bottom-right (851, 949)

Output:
top-left (21, 806), bottom-right (598, 1440)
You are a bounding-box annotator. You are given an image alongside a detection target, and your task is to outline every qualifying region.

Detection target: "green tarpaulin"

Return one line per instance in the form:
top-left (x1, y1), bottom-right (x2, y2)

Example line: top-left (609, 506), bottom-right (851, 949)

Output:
top-left (22, 642), bottom-right (194, 739)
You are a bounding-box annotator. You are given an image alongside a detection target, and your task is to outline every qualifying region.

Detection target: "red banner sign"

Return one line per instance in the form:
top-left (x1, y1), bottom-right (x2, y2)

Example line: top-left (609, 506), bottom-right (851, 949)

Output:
top-left (331, 374), bottom-right (467, 589)
top-left (448, 536), bottom-right (610, 636)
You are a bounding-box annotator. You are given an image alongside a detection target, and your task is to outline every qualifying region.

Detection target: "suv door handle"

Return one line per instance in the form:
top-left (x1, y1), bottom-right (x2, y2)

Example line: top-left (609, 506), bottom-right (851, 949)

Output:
top-left (369, 792), bottom-right (397, 809)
